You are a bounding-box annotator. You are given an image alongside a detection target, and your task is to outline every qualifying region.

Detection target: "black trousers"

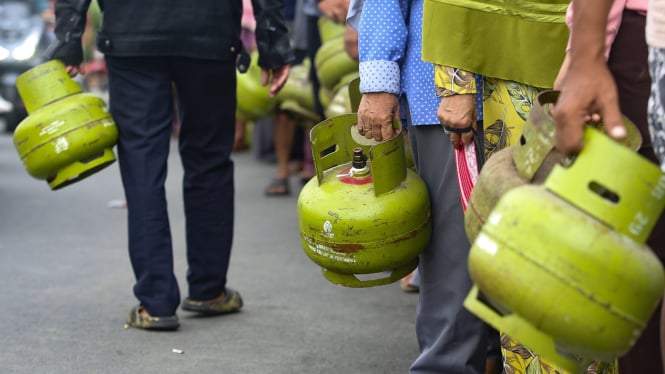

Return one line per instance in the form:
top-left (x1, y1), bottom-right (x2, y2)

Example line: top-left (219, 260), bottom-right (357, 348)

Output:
top-left (306, 14), bottom-right (324, 117)
top-left (106, 56), bottom-right (237, 316)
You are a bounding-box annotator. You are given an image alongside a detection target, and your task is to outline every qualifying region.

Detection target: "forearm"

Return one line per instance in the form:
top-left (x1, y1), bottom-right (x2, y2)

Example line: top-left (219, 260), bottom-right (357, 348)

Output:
top-left (569, 0), bottom-right (613, 64)
top-left (357, 0), bottom-right (407, 94)
top-left (252, 0), bottom-right (295, 69)
top-left (45, 0), bottom-right (92, 65)
top-left (552, 0), bottom-right (623, 154)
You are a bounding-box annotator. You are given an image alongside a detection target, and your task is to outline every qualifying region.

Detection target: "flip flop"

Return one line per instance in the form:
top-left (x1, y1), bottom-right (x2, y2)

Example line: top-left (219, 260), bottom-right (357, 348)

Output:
top-left (181, 288), bottom-right (244, 316)
top-left (400, 270), bottom-right (420, 293)
top-left (264, 178), bottom-right (290, 196)
top-left (125, 305), bottom-right (179, 331)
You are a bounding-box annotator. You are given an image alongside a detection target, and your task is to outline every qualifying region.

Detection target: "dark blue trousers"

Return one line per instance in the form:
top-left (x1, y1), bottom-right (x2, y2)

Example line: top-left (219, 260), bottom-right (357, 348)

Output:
top-left (106, 56), bottom-right (236, 317)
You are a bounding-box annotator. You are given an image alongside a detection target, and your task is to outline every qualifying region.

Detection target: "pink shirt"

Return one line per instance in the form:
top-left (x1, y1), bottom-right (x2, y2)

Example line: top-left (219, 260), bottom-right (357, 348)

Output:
top-left (242, 0), bottom-right (256, 31)
top-left (566, 0), bottom-right (649, 58)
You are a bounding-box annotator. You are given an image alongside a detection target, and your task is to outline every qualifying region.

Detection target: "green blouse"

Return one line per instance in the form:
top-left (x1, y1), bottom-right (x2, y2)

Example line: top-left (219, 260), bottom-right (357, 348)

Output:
top-left (422, 0), bottom-right (570, 89)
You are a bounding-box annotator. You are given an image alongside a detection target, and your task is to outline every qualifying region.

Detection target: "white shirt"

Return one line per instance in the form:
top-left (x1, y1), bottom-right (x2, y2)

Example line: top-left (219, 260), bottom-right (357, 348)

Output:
top-left (647, 0), bottom-right (665, 48)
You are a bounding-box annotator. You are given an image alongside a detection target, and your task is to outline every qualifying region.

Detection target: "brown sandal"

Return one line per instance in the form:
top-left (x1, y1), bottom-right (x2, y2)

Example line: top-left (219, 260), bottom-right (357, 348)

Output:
top-left (125, 305), bottom-right (179, 331)
top-left (264, 178), bottom-right (290, 196)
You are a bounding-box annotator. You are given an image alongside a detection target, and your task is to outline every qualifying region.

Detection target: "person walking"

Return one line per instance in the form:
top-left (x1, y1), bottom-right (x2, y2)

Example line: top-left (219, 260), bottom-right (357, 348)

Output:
top-left (45, 0), bottom-right (294, 330)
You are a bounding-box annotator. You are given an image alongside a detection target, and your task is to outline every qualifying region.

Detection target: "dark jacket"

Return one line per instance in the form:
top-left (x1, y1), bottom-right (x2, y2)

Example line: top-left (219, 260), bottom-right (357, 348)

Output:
top-left (46, 0), bottom-right (294, 70)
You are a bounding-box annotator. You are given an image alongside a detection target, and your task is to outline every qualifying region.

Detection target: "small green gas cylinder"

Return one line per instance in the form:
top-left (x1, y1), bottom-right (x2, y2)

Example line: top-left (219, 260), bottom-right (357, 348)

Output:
top-left (235, 52), bottom-right (276, 121)
top-left (276, 60), bottom-right (321, 123)
top-left (464, 126), bottom-right (665, 373)
top-left (297, 114), bottom-right (431, 287)
top-left (13, 60), bottom-right (118, 190)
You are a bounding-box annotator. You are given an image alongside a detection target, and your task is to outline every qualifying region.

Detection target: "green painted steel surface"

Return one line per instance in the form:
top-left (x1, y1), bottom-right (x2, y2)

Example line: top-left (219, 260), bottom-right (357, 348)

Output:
top-left (315, 36), bottom-right (359, 90)
top-left (13, 60), bottom-right (118, 190)
top-left (465, 146), bottom-right (526, 242)
top-left (318, 16), bottom-right (346, 43)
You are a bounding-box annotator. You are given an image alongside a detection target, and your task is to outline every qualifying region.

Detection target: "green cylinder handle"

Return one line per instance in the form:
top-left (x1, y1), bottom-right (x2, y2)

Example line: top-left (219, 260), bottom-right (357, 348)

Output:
top-left (309, 113), bottom-right (406, 196)
top-left (545, 126), bottom-right (665, 243)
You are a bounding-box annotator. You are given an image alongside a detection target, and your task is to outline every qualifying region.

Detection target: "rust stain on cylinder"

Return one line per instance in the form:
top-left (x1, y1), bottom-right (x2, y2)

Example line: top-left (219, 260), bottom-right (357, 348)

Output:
top-left (331, 243), bottom-right (364, 253)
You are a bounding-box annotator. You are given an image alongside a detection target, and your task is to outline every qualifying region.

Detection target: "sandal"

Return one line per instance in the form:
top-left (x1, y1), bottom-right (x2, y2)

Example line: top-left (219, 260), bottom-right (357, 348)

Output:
top-left (264, 178), bottom-right (290, 196)
top-left (125, 305), bottom-right (179, 331)
top-left (400, 270), bottom-right (420, 293)
top-left (181, 288), bottom-right (244, 316)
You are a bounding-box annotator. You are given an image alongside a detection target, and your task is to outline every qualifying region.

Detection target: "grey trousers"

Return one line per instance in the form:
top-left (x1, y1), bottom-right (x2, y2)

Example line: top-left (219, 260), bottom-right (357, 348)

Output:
top-left (408, 124), bottom-right (488, 374)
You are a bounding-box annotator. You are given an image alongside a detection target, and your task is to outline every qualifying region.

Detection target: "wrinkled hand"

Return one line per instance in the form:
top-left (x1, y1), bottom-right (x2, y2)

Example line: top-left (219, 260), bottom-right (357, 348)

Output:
top-left (552, 57), bottom-right (624, 154)
top-left (261, 64), bottom-right (291, 98)
top-left (437, 94), bottom-right (477, 149)
top-left (357, 92), bottom-right (399, 141)
top-left (318, 0), bottom-right (349, 24)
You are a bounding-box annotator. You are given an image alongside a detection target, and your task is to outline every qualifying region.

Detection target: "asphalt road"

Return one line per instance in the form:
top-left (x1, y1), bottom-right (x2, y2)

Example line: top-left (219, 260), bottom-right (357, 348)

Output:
top-left (0, 127), bottom-right (419, 374)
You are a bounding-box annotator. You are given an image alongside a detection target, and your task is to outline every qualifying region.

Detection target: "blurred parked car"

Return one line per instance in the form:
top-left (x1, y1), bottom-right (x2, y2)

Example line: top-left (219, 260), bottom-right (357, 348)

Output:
top-left (0, 0), bottom-right (52, 132)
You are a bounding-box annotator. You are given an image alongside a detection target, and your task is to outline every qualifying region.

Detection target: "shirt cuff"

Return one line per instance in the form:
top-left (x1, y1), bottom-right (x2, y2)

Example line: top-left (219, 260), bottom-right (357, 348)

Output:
top-left (359, 60), bottom-right (401, 95)
top-left (434, 65), bottom-right (477, 97)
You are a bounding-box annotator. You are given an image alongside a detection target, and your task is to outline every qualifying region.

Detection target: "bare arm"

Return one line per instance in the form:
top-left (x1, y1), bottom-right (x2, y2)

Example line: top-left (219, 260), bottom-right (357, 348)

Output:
top-left (552, 0), bottom-right (624, 154)
top-left (318, 0), bottom-right (350, 24)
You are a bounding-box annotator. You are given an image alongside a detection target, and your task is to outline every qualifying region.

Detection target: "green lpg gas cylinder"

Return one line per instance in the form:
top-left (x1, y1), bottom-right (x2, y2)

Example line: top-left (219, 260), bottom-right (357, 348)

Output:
top-left (13, 60), bottom-right (118, 190)
top-left (315, 36), bottom-right (359, 91)
top-left (318, 16), bottom-right (346, 43)
top-left (297, 114), bottom-right (431, 288)
top-left (236, 52), bottom-right (276, 121)
top-left (464, 126), bottom-right (665, 374)
top-left (465, 90), bottom-right (642, 243)
top-left (276, 60), bottom-right (321, 123)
